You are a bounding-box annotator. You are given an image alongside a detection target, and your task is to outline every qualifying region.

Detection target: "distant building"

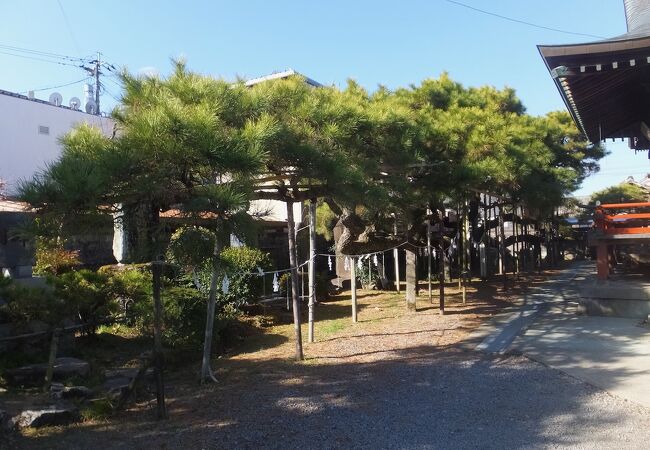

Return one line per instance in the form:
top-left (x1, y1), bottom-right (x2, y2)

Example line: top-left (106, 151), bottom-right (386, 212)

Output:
top-left (0, 70), bottom-right (324, 276)
top-left (0, 88), bottom-right (114, 195)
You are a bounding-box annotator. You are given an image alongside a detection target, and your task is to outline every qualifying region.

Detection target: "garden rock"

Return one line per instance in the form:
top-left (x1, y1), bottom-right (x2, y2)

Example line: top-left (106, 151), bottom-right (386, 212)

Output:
top-left (50, 383), bottom-right (93, 400)
top-left (0, 323), bottom-right (14, 352)
top-left (6, 357), bottom-right (90, 386)
top-left (104, 368), bottom-right (139, 380)
top-left (0, 409), bottom-right (9, 429)
top-left (11, 403), bottom-right (80, 429)
top-left (102, 377), bottom-right (131, 401)
top-left (11, 405), bottom-right (79, 429)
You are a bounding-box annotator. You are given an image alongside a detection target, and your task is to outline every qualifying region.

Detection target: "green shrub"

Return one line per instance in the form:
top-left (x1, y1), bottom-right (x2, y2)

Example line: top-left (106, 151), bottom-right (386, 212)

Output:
top-left (0, 282), bottom-right (63, 326)
top-left (50, 270), bottom-right (118, 332)
top-left (106, 268), bottom-right (152, 322)
top-left (130, 285), bottom-right (239, 350)
top-left (196, 246), bottom-right (273, 308)
top-left (277, 271), bottom-right (330, 300)
top-left (33, 238), bottom-right (80, 276)
top-left (357, 262), bottom-right (380, 290)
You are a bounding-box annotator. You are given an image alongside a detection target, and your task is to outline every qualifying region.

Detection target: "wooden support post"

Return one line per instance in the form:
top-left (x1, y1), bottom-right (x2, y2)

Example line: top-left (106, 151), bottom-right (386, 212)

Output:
top-left (152, 261), bottom-right (167, 419)
top-left (463, 199), bottom-right (470, 304)
top-left (439, 239), bottom-right (445, 315)
top-left (43, 328), bottom-right (61, 393)
top-left (596, 242), bottom-right (609, 280)
top-left (405, 248), bottom-right (417, 312)
top-left (427, 217), bottom-right (433, 304)
top-left (513, 203), bottom-right (519, 278)
top-left (499, 206), bottom-right (507, 291)
top-left (286, 201), bottom-right (304, 360)
top-left (351, 257), bottom-right (357, 322)
top-left (483, 194), bottom-right (490, 279)
top-left (394, 220), bottom-right (400, 292)
top-left (308, 200), bottom-right (316, 343)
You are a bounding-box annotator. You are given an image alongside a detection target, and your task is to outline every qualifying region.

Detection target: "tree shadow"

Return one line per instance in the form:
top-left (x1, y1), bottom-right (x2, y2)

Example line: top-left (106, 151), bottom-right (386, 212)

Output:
top-left (14, 344), bottom-right (650, 449)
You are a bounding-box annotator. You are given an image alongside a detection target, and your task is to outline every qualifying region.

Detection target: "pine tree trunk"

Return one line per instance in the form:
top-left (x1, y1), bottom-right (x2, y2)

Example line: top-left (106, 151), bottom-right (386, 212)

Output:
top-left (201, 232), bottom-right (223, 383)
top-left (405, 248), bottom-right (417, 311)
top-left (286, 201), bottom-right (304, 360)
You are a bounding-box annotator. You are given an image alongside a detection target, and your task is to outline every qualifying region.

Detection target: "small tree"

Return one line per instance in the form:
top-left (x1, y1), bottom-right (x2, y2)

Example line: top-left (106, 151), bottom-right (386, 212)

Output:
top-left (20, 61), bottom-right (272, 383)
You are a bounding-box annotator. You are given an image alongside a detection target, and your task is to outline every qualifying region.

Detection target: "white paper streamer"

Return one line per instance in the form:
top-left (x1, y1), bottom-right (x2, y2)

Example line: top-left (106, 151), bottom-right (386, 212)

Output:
top-left (222, 274), bottom-right (230, 294)
top-left (272, 272), bottom-right (279, 292)
top-left (257, 266), bottom-right (264, 277)
top-left (357, 258), bottom-right (363, 270)
top-left (344, 257), bottom-right (350, 271)
top-left (328, 255), bottom-right (333, 271)
top-left (373, 254), bottom-right (378, 266)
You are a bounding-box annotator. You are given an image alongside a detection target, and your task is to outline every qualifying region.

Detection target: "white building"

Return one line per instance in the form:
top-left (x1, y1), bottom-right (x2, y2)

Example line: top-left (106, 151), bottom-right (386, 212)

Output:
top-left (0, 89), bottom-right (114, 195)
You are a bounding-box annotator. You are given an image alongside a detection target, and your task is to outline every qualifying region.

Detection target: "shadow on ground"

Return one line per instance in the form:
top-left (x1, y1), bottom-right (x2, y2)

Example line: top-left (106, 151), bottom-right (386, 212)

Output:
top-left (13, 344), bottom-right (650, 450)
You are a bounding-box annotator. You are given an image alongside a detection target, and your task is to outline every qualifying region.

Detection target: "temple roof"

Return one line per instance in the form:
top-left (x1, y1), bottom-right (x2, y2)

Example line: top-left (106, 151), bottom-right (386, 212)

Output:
top-left (538, 0), bottom-right (650, 150)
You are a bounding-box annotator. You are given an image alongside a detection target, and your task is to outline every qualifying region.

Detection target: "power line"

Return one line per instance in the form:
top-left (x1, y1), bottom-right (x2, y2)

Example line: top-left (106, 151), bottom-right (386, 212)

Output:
top-left (444, 0), bottom-right (607, 40)
top-left (19, 77), bottom-right (91, 95)
top-left (0, 49), bottom-right (85, 67)
top-left (0, 43), bottom-right (89, 62)
top-left (56, 0), bottom-right (83, 57)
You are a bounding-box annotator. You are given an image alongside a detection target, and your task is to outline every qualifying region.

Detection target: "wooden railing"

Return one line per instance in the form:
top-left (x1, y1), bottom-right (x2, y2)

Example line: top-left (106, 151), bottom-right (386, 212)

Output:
top-left (594, 202), bottom-right (650, 236)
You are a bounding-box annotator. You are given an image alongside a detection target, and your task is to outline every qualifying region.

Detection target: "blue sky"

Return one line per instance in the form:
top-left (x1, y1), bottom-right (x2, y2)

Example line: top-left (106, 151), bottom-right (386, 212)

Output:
top-left (1, 0), bottom-right (649, 196)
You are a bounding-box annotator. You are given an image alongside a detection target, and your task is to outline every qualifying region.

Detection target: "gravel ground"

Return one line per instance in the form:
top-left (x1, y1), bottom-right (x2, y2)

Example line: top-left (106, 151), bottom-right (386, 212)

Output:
top-left (9, 277), bottom-right (650, 450)
top-left (12, 350), bottom-right (650, 450)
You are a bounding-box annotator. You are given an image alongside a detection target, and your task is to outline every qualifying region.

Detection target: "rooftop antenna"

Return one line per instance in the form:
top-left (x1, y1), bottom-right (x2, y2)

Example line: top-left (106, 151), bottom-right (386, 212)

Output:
top-left (48, 92), bottom-right (63, 106)
top-left (69, 97), bottom-right (81, 110)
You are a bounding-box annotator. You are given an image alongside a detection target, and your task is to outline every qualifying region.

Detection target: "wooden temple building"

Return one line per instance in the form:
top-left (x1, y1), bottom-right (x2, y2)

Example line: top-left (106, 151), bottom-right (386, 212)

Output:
top-left (539, 0), bottom-right (650, 315)
top-left (539, 0), bottom-right (650, 153)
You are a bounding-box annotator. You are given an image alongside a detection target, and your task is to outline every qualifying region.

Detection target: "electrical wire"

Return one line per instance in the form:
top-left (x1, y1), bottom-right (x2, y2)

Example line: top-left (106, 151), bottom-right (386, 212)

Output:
top-left (18, 77), bottom-right (91, 94)
top-left (0, 43), bottom-right (89, 62)
top-left (56, 0), bottom-right (83, 57)
top-left (0, 49), bottom-right (85, 67)
top-left (444, 0), bottom-right (606, 40)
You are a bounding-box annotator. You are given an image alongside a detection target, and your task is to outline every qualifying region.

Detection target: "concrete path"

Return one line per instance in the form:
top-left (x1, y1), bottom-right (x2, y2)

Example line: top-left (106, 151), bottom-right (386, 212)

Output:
top-left (470, 264), bottom-right (585, 353)
top-left (474, 261), bottom-right (650, 409)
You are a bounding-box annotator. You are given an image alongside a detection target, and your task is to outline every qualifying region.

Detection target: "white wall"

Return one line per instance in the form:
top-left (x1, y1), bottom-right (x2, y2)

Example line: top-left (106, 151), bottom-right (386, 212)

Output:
top-left (0, 92), bottom-right (114, 194)
top-left (250, 199), bottom-right (303, 224)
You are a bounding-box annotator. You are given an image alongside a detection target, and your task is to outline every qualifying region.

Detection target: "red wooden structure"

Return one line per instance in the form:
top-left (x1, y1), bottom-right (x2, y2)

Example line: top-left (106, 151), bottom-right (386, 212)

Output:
top-left (593, 202), bottom-right (650, 279)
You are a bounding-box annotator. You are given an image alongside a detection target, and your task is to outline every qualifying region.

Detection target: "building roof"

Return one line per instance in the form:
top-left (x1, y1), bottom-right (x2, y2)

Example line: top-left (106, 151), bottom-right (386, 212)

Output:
top-left (244, 69), bottom-right (322, 87)
top-left (538, 0), bottom-right (650, 150)
top-left (0, 88), bottom-right (98, 115)
top-left (0, 199), bottom-right (33, 213)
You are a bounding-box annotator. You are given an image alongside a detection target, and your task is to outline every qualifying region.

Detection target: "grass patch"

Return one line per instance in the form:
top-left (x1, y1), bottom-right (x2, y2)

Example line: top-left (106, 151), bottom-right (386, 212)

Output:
top-left (319, 319), bottom-right (347, 337)
top-left (80, 398), bottom-right (114, 421)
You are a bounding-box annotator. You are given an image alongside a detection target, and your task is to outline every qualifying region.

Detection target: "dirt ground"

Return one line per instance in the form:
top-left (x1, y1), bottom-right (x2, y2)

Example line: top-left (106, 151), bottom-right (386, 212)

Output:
top-left (9, 270), bottom-right (648, 450)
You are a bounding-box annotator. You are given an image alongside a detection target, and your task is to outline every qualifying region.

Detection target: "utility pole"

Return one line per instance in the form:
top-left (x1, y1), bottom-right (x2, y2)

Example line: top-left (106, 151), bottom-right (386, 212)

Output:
top-left (94, 51), bottom-right (101, 115)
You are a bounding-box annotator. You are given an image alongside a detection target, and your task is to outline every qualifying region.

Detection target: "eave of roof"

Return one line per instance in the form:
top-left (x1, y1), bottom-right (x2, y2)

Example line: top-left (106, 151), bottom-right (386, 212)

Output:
top-left (538, 35), bottom-right (650, 146)
top-left (244, 69), bottom-right (322, 87)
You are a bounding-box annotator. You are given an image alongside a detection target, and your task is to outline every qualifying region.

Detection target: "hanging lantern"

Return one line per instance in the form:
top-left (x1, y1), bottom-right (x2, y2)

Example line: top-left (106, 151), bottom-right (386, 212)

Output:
top-left (272, 272), bottom-right (279, 293)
